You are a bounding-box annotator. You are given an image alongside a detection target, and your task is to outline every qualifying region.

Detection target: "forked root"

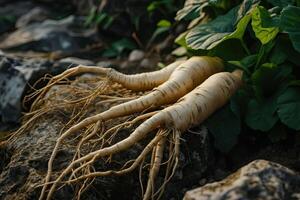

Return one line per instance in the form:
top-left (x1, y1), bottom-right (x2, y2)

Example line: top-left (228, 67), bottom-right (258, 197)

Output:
top-left (13, 57), bottom-right (243, 200)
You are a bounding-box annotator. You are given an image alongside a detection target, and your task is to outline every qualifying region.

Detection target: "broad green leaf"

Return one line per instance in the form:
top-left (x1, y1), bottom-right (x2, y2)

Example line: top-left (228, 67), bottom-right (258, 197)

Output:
top-left (251, 6), bottom-right (279, 44)
top-left (267, 0), bottom-right (295, 8)
top-left (186, 0), bottom-right (259, 50)
top-left (228, 54), bottom-right (257, 74)
top-left (208, 39), bottom-right (247, 60)
top-left (251, 63), bottom-right (292, 97)
top-left (272, 36), bottom-right (300, 65)
top-left (175, 31), bottom-right (188, 47)
top-left (280, 6), bottom-right (300, 52)
top-left (208, 0), bottom-right (232, 10)
top-left (157, 19), bottom-right (171, 27)
top-left (101, 38), bottom-right (136, 58)
top-left (206, 102), bottom-right (240, 153)
top-left (148, 27), bottom-right (170, 44)
top-left (186, 8), bottom-right (251, 50)
top-left (277, 87), bottom-right (300, 130)
top-left (269, 40), bottom-right (288, 64)
top-left (245, 97), bottom-right (278, 131)
top-left (176, 0), bottom-right (209, 21)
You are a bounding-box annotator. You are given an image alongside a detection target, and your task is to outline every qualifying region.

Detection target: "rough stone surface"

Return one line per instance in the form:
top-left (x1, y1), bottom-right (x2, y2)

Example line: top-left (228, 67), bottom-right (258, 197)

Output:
top-left (0, 55), bottom-right (65, 127)
top-left (128, 49), bottom-right (145, 62)
top-left (0, 16), bottom-right (100, 54)
top-left (140, 58), bottom-right (158, 69)
top-left (0, 78), bottom-right (214, 200)
top-left (184, 160), bottom-right (300, 200)
top-left (59, 57), bottom-right (95, 66)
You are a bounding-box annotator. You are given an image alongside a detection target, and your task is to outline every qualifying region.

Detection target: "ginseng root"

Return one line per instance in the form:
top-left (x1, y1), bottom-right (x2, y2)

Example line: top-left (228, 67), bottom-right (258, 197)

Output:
top-left (37, 56), bottom-right (224, 200)
top-left (40, 68), bottom-right (242, 200)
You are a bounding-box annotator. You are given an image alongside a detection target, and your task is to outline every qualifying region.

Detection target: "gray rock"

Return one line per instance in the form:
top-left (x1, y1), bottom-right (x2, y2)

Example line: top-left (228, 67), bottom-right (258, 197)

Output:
top-left (0, 16), bottom-right (100, 54)
top-left (128, 49), bottom-right (144, 62)
top-left (59, 57), bottom-right (95, 66)
top-left (0, 55), bottom-right (65, 127)
top-left (0, 76), bottom-right (214, 199)
top-left (16, 7), bottom-right (50, 28)
top-left (184, 160), bottom-right (300, 200)
top-left (140, 58), bottom-right (158, 69)
top-left (96, 60), bottom-right (116, 68)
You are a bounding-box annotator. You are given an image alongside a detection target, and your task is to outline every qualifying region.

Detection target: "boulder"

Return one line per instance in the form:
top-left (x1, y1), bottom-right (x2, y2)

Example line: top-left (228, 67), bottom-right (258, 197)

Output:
top-left (128, 49), bottom-right (145, 62)
top-left (0, 16), bottom-right (100, 54)
top-left (184, 160), bottom-right (300, 200)
top-left (0, 55), bottom-right (65, 128)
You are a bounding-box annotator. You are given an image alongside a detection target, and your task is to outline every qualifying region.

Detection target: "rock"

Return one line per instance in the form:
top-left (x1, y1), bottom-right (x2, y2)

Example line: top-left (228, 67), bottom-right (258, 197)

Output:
top-left (0, 16), bottom-right (100, 54)
top-left (96, 60), bottom-right (117, 68)
top-left (184, 160), bottom-right (300, 200)
top-left (140, 58), bottom-right (158, 69)
top-left (0, 76), bottom-right (214, 199)
top-left (0, 55), bottom-right (65, 128)
top-left (59, 57), bottom-right (95, 67)
top-left (128, 50), bottom-right (144, 62)
top-left (15, 7), bottom-right (50, 28)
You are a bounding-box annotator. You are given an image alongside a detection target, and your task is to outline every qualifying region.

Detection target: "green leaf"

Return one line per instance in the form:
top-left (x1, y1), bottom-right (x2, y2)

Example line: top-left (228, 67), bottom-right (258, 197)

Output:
top-left (148, 27), bottom-right (170, 44)
top-left (175, 31), bottom-right (188, 47)
top-left (209, 0), bottom-right (232, 10)
top-left (251, 6), bottom-right (279, 44)
top-left (267, 0), bottom-right (295, 8)
top-left (280, 6), bottom-right (300, 52)
top-left (101, 38), bottom-right (136, 58)
top-left (206, 103), bottom-right (240, 153)
top-left (228, 54), bottom-right (257, 74)
top-left (208, 39), bottom-right (247, 60)
top-left (245, 97), bottom-right (278, 131)
top-left (157, 19), bottom-right (172, 27)
top-left (186, 8), bottom-right (251, 50)
top-left (147, 1), bottom-right (161, 12)
top-left (186, 0), bottom-right (259, 50)
top-left (176, 0), bottom-right (209, 21)
top-left (84, 7), bottom-right (97, 27)
top-left (269, 40), bottom-right (288, 64)
top-left (251, 63), bottom-right (292, 97)
top-left (277, 87), bottom-right (300, 130)
top-left (272, 35), bottom-right (300, 65)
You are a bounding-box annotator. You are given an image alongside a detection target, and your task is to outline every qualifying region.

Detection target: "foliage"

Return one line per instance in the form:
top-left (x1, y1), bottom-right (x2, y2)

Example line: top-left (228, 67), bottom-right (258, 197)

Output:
top-left (176, 0), bottom-right (300, 152)
top-left (85, 0), bottom-right (184, 58)
top-left (101, 38), bottom-right (137, 58)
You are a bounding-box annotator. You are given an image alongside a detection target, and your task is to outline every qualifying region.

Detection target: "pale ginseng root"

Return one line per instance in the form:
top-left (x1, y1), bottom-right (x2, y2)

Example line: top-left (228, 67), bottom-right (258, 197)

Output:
top-left (38, 56), bottom-right (224, 200)
top-left (27, 60), bottom-right (185, 111)
top-left (41, 69), bottom-right (243, 200)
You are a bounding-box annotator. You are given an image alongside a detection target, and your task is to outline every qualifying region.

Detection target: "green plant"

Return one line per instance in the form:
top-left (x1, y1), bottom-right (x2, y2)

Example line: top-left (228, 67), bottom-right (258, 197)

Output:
top-left (84, 6), bottom-right (114, 29)
top-left (176, 0), bottom-right (300, 152)
top-left (101, 38), bottom-right (137, 58)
